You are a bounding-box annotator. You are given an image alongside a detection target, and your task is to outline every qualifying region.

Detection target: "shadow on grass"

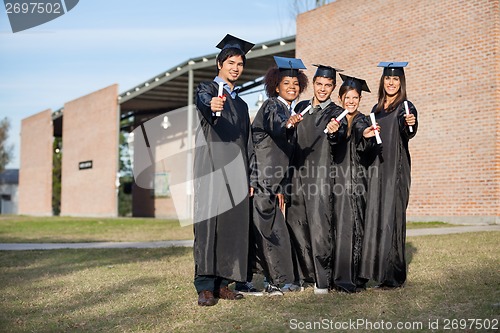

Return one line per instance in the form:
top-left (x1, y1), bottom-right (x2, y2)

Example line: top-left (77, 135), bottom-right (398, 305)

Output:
top-left (406, 241), bottom-right (417, 266)
top-left (0, 246), bottom-right (194, 332)
top-left (0, 247), bottom-right (192, 285)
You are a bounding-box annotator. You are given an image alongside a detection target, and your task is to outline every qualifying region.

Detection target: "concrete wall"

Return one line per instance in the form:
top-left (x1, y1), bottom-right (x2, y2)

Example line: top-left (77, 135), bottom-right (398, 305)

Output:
top-left (18, 109), bottom-right (53, 215)
top-left (297, 0), bottom-right (500, 224)
top-left (60, 84), bottom-right (119, 217)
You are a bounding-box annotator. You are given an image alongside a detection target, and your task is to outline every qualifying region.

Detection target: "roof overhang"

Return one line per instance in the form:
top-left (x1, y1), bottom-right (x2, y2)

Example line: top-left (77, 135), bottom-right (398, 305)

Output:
top-left (118, 35), bottom-right (296, 121)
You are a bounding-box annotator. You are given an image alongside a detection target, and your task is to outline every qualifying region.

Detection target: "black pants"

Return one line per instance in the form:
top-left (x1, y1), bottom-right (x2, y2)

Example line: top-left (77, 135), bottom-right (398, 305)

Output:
top-left (194, 275), bottom-right (230, 294)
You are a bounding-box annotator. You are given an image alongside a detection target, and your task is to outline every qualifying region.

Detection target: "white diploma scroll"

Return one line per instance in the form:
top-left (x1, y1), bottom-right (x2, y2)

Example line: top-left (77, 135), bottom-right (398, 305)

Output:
top-left (323, 109), bottom-right (349, 134)
top-left (287, 105), bottom-right (312, 128)
top-left (403, 101), bottom-right (414, 133)
top-left (369, 113), bottom-right (382, 144)
top-left (216, 82), bottom-right (224, 117)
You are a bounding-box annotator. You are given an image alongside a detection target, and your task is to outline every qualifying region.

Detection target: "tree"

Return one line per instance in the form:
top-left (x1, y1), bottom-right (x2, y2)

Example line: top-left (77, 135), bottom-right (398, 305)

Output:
top-left (291, 0), bottom-right (334, 17)
top-left (118, 131), bottom-right (133, 216)
top-left (52, 137), bottom-right (62, 215)
top-left (0, 117), bottom-right (13, 172)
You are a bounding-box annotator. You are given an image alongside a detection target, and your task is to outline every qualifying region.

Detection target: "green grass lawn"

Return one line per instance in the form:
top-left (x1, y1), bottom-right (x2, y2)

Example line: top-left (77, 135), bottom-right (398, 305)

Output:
top-left (0, 216), bottom-right (193, 243)
top-left (0, 215), bottom-right (453, 243)
top-left (0, 216), bottom-right (498, 332)
top-left (0, 232), bottom-right (498, 332)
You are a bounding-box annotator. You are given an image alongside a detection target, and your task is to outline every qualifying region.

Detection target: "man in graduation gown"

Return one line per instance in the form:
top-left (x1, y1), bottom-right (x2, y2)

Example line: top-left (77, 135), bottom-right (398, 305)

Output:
top-left (193, 34), bottom-right (255, 306)
top-left (287, 65), bottom-right (346, 293)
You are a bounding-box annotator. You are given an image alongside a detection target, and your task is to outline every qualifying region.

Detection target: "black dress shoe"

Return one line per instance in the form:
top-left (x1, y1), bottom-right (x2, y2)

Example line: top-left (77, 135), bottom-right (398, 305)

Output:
top-left (198, 290), bottom-right (217, 306)
top-left (217, 286), bottom-right (244, 300)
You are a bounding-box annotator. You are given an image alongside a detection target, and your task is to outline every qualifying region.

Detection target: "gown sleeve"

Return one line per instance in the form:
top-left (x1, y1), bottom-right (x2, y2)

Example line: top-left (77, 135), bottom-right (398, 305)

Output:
top-left (262, 100), bottom-right (294, 142)
top-left (195, 82), bottom-right (218, 125)
top-left (327, 117), bottom-right (348, 146)
top-left (355, 114), bottom-right (376, 154)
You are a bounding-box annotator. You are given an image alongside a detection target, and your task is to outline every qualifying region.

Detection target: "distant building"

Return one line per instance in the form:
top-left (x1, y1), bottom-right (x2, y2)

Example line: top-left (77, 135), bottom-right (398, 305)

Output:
top-left (0, 169), bottom-right (19, 214)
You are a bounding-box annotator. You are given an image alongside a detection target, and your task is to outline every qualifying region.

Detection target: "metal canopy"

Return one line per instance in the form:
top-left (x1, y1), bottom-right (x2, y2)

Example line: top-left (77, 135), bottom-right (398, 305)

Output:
top-left (118, 35), bottom-right (296, 119)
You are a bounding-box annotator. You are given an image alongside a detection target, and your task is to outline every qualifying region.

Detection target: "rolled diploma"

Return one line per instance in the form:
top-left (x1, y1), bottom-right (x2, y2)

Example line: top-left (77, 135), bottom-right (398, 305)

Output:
top-left (287, 105), bottom-right (312, 128)
top-left (323, 109), bottom-right (349, 133)
top-left (404, 101), bottom-right (414, 132)
top-left (369, 113), bottom-right (382, 144)
top-left (216, 82), bottom-right (224, 117)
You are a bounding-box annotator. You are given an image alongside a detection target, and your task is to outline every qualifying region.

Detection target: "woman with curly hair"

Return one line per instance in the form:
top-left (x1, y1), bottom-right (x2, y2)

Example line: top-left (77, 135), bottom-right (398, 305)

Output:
top-left (251, 56), bottom-right (308, 295)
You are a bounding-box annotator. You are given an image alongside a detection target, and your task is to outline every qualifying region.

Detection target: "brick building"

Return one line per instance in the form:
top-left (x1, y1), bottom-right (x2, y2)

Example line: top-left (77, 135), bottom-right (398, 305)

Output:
top-left (297, 0), bottom-right (499, 224)
top-left (19, 0), bottom-right (499, 223)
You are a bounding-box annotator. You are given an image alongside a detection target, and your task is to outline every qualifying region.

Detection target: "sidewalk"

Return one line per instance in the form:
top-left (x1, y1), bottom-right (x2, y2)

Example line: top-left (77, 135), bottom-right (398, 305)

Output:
top-left (0, 225), bottom-right (498, 251)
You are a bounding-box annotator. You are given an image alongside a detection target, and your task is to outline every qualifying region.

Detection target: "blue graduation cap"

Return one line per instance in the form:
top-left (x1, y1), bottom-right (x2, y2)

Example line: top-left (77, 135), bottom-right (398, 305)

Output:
top-left (378, 61), bottom-right (408, 76)
top-left (274, 56), bottom-right (306, 77)
top-left (339, 73), bottom-right (371, 93)
top-left (313, 64), bottom-right (343, 80)
top-left (216, 34), bottom-right (254, 54)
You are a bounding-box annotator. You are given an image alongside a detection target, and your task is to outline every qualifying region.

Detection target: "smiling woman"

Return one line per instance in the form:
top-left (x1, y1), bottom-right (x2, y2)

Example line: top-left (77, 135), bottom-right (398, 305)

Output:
top-left (250, 56), bottom-right (308, 294)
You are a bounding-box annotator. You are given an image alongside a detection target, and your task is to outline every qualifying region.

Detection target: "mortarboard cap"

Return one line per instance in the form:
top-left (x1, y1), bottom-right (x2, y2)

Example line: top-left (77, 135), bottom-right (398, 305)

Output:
top-left (378, 61), bottom-right (408, 76)
top-left (339, 74), bottom-right (370, 93)
top-left (216, 34), bottom-right (254, 54)
top-left (313, 64), bottom-right (343, 79)
top-left (274, 56), bottom-right (307, 77)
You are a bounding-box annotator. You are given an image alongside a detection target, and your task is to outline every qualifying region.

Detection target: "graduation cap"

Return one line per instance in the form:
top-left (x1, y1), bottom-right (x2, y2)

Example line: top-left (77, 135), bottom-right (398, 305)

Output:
top-left (274, 56), bottom-right (306, 77)
top-left (312, 64), bottom-right (343, 79)
top-left (378, 61), bottom-right (408, 76)
top-left (216, 34), bottom-right (254, 54)
top-left (339, 74), bottom-right (371, 93)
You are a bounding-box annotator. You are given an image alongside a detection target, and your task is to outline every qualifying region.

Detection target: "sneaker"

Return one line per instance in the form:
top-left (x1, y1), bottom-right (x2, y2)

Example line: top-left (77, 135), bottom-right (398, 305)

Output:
top-left (314, 284), bottom-right (329, 295)
top-left (282, 283), bottom-right (303, 292)
top-left (265, 284), bottom-right (284, 296)
top-left (234, 282), bottom-right (264, 296)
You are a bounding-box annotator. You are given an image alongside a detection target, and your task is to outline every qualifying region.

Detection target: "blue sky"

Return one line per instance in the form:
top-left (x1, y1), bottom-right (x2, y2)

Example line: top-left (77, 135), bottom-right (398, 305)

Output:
top-left (0, 0), bottom-right (318, 169)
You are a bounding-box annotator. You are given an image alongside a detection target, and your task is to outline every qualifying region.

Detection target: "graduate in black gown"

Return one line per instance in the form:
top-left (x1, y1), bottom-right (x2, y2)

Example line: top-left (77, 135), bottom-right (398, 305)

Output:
top-left (287, 64), bottom-right (346, 294)
top-left (251, 56), bottom-right (307, 295)
top-left (193, 34), bottom-right (255, 306)
top-left (360, 62), bottom-right (418, 288)
top-left (329, 74), bottom-right (378, 293)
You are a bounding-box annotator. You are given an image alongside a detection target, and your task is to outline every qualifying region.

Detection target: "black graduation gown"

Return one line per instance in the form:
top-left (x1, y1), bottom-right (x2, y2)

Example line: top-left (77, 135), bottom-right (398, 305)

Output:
top-left (287, 100), bottom-right (346, 289)
top-left (360, 101), bottom-right (418, 287)
top-left (193, 81), bottom-right (254, 283)
top-left (330, 113), bottom-right (375, 292)
top-left (251, 97), bottom-right (295, 285)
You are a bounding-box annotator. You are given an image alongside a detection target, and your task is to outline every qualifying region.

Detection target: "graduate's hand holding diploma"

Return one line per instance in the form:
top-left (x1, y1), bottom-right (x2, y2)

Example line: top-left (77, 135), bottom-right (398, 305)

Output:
top-left (210, 95), bottom-right (226, 115)
top-left (286, 104), bottom-right (311, 128)
top-left (363, 123), bottom-right (381, 139)
top-left (325, 118), bottom-right (340, 134)
top-left (286, 114), bottom-right (303, 129)
top-left (404, 113), bottom-right (416, 127)
top-left (323, 109), bottom-right (348, 134)
top-left (403, 101), bottom-right (415, 131)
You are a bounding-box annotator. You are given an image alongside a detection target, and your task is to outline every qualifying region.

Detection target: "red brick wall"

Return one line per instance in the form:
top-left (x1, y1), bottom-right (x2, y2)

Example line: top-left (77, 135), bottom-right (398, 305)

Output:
top-left (18, 109), bottom-right (53, 215)
top-left (60, 85), bottom-right (119, 217)
top-left (297, 0), bottom-right (500, 224)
